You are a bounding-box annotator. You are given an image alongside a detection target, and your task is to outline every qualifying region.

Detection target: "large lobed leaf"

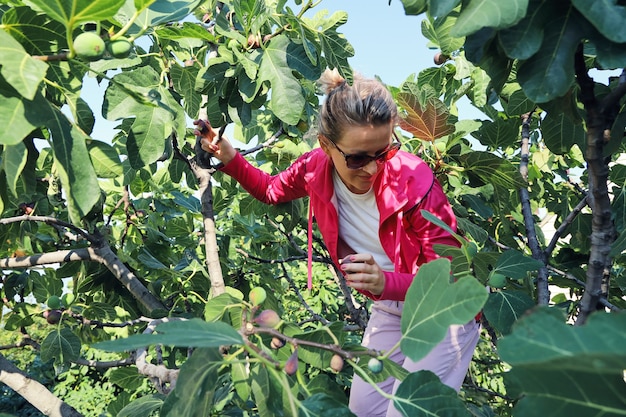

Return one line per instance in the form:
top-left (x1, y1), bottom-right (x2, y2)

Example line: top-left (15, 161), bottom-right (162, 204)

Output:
top-left (460, 151), bottom-right (527, 190)
top-left (41, 327), bottom-right (81, 365)
top-left (23, 0), bottom-right (125, 27)
top-left (452, 0), bottom-right (529, 38)
top-left (258, 34), bottom-right (320, 125)
top-left (392, 371), bottom-right (471, 417)
top-left (115, 0), bottom-right (203, 34)
top-left (160, 347), bottom-right (222, 417)
top-left (400, 258), bottom-right (487, 362)
top-left (572, 0), bottom-right (626, 43)
top-left (0, 30), bottom-right (48, 101)
top-left (397, 91), bottom-right (455, 142)
top-left (500, 308), bottom-right (626, 417)
top-left (516, 6), bottom-right (586, 103)
top-left (483, 290), bottom-right (535, 335)
top-left (103, 66), bottom-right (186, 169)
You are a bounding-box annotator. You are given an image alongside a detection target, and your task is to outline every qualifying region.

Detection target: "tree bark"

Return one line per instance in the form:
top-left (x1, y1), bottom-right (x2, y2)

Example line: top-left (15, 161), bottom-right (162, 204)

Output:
top-left (574, 45), bottom-right (617, 325)
top-left (518, 112), bottom-right (550, 305)
top-left (0, 245), bottom-right (165, 314)
top-left (0, 353), bottom-right (83, 417)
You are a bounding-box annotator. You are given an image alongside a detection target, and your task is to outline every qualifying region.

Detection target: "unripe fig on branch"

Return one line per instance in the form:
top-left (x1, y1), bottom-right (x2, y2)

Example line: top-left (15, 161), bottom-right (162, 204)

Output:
top-left (248, 286), bottom-right (267, 306)
top-left (368, 357), bottom-right (383, 374)
top-left (254, 309), bottom-right (280, 328)
top-left (330, 354), bottom-right (344, 372)
top-left (107, 37), bottom-right (133, 58)
top-left (73, 32), bottom-right (105, 61)
top-left (46, 295), bottom-right (61, 310)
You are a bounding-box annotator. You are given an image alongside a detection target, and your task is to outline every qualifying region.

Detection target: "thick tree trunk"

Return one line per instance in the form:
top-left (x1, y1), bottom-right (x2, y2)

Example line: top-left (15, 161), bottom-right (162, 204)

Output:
top-left (574, 46), bottom-right (617, 325)
top-left (0, 353), bottom-right (83, 417)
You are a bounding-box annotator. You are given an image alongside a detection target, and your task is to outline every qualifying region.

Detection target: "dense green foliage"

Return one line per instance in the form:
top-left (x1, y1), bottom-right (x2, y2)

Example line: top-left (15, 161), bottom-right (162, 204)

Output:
top-left (1, 0), bottom-right (625, 416)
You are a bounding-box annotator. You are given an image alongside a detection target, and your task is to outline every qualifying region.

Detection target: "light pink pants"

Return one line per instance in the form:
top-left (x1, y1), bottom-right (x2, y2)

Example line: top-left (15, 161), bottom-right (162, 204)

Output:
top-left (348, 300), bottom-right (480, 417)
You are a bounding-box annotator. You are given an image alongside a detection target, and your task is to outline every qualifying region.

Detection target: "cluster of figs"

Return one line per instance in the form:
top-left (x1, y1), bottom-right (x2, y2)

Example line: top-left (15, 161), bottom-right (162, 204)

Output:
top-left (73, 31), bottom-right (134, 61)
top-left (248, 286), bottom-right (384, 375)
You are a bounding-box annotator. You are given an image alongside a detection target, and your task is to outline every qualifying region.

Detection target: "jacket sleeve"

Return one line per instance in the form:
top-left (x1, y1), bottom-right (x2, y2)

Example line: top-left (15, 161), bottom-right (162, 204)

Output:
top-left (220, 151), bottom-right (310, 204)
top-left (370, 179), bottom-right (460, 301)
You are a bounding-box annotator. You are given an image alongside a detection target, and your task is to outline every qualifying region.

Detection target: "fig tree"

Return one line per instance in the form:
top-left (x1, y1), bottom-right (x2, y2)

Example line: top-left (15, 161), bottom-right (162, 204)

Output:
top-left (73, 32), bottom-right (105, 61)
top-left (249, 286), bottom-right (267, 306)
top-left (254, 309), bottom-right (281, 328)
top-left (107, 37), bottom-right (133, 58)
top-left (368, 357), bottom-right (383, 374)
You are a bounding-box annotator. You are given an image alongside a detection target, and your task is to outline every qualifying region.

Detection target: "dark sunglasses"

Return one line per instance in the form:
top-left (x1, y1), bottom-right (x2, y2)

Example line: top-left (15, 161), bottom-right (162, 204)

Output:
top-left (330, 132), bottom-right (401, 169)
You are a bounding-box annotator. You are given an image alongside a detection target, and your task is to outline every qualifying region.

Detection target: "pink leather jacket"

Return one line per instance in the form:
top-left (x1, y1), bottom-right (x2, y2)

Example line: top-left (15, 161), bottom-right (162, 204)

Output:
top-left (220, 148), bottom-right (459, 301)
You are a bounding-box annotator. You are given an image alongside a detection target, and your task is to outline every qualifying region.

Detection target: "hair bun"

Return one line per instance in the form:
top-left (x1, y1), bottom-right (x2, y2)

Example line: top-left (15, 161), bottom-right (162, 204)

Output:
top-left (318, 68), bottom-right (346, 95)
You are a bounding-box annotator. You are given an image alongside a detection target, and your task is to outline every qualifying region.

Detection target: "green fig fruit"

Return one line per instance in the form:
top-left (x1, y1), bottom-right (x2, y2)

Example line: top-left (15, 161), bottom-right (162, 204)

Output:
top-left (46, 295), bottom-right (61, 310)
top-left (488, 273), bottom-right (507, 288)
top-left (249, 286), bottom-right (267, 306)
top-left (367, 357), bottom-right (383, 374)
top-left (107, 37), bottom-right (132, 58)
top-left (74, 32), bottom-right (105, 61)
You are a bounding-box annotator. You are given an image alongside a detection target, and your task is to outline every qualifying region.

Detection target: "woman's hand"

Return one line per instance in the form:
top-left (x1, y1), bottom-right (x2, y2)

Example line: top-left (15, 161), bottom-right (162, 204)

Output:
top-left (193, 119), bottom-right (237, 165)
top-left (340, 254), bottom-right (385, 296)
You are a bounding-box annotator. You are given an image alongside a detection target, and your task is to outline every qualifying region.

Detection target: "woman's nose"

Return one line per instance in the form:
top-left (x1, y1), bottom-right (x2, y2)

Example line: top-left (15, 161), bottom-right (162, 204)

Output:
top-left (361, 159), bottom-right (379, 175)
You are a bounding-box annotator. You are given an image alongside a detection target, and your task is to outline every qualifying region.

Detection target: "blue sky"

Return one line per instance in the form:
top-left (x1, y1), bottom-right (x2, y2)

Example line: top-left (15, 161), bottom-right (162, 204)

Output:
top-left (313, 0), bottom-right (434, 86)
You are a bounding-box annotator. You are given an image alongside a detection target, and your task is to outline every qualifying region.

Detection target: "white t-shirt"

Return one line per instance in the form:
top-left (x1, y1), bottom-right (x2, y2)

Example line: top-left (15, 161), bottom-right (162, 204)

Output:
top-left (332, 171), bottom-right (394, 271)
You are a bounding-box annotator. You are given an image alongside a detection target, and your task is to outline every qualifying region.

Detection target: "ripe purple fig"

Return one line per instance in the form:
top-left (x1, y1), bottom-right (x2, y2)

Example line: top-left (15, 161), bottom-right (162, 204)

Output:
top-left (44, 309), bottom-right (62, 325)
top-left (433, 52), bottom-right (449, 65)
top-left (284, 349), bottom-right (299, 375)
top-left (330, 354), bottom-right (344, 372)
top-left (254, 309), bottom-right (280, 328)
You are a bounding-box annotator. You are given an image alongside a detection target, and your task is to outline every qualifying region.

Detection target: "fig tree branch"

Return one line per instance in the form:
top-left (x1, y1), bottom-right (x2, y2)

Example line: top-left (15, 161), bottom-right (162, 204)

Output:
top-left (248, 326), bottom-right (380, 360)
top-left (0, 245), bottom-right (165, 313)
top-left (544, 194), bottom-right (589, 257)
top-left (0, 353), bottom-right (83, 417)
top-left (518, 112), bottom-right (549, 305)
top-left (0, 215), bottom-right (97, 244)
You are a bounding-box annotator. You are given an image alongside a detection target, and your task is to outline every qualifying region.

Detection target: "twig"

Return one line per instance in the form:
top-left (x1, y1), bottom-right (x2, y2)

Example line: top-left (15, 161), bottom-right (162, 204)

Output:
top-left (0, 215), bottom-right (98, 245)
top-left (544, 194), bottom-right (589, 257)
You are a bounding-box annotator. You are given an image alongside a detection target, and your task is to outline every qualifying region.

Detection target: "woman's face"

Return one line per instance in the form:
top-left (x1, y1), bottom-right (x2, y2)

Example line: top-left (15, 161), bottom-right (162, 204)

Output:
top-left (321, 123), bottom-right (394, 194)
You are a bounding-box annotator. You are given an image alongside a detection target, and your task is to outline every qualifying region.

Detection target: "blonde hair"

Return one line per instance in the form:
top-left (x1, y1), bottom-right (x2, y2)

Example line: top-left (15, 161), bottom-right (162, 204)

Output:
top-left (317, 68), bottom-right (397, 143)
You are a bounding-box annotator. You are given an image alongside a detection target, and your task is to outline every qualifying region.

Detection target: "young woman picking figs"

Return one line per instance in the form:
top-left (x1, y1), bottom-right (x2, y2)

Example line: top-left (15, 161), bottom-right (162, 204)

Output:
top-left (195, 68), bottom-right (480, 417)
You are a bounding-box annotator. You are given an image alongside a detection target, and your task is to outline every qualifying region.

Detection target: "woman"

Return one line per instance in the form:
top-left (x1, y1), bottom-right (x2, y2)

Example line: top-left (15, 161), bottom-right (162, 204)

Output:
top-left (195, 68), bottom-right (480, 417)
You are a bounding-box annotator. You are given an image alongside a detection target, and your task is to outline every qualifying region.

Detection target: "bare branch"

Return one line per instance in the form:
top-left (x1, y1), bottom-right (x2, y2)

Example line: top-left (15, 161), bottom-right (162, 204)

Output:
top-left (0, 246), bottom-right (165, 313)
top-left (0, 353), bottom-right (83, 417)
top-left (0, 215), bottom-right (97, 245)
top-left (544, 194), bottom-right (589, 257)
